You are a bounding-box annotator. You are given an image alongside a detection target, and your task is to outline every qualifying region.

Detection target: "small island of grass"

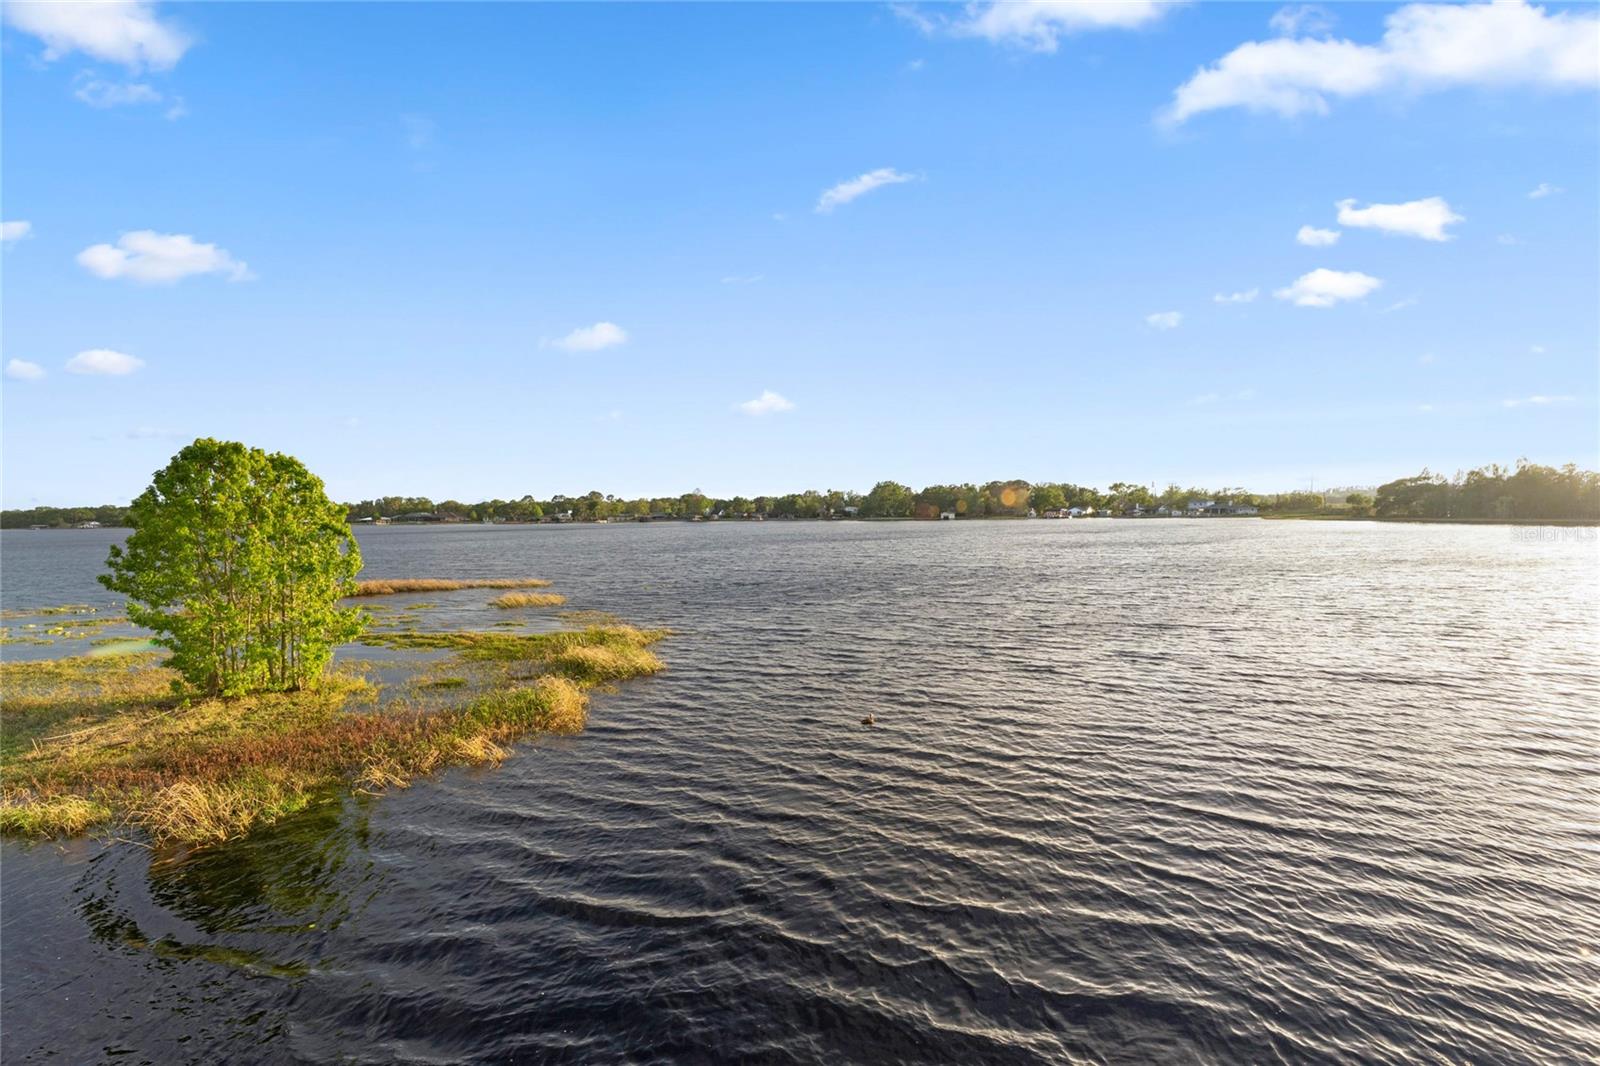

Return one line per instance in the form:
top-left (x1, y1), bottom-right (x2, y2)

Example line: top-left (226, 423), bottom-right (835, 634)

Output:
top-left (0, 624), bottom-right (665, 845)
top-left (0, 439), bottom-right (666, 848)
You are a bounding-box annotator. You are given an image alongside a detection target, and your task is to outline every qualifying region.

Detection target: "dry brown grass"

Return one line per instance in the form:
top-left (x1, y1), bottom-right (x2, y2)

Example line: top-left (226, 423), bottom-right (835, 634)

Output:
top-left (347, 578), bottom-right (553, 597)
top-left (490, 592), bottom-right (568, 608)
top-left (0, 625), bottom-right (664, 846)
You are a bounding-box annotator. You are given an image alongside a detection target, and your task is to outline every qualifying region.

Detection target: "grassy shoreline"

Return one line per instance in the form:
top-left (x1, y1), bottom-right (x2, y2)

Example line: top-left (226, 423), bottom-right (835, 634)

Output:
top-left (0, 624), bottom-right (666, 846)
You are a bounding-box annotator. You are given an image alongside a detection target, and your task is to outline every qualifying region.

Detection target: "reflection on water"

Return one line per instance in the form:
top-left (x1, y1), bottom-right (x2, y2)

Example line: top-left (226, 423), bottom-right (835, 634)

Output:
top-left (75, 793), bottom-right (379, 981)
top-left (3, 521), bottom-right (1598, 1064)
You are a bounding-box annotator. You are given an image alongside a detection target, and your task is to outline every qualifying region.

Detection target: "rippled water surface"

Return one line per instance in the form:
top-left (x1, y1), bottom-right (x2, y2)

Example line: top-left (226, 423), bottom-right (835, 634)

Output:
top-left (4, 521), bottom-right (1598, 1064)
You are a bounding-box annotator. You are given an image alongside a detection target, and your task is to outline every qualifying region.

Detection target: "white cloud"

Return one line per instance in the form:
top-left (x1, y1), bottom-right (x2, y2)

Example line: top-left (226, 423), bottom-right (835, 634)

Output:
top-left (1496, 233), bottom-right (1520, 245)
top-left (547, 322), bottom-right (628, 352)
top-left (1, 221), bottom-right (33, 244)
top-left (1145, 310), bottom-right (1183, 331)
top-left (1528, 182), bottom-right (1562, 199)
top-left (1165, 0), bottom-right (1600, 125)
top-left (720, 274), bottom-right (764, 285)
top-left (737, 390), bottom-right (795, 416)
top-left (1336, 196), bottom-right (1462, 241)
top-left (77, 231), bottom-right (253, 283)
top-left (1418, 352), bottom-right (1438, 364)
top-left (1213, 288), bottom-right (1259, 304)
top-left (1190, 392), bottom-right (1221, 405)
top-left (65, 349), bottom-right (145, 376)
top-left (816, 168), bottom-right (917, 213)
top-left (1502, 394), bottom-right (1574, 408)
top-left (1384, 296), bottom-right (1420, 313)
top-left (1274, 267), bottom-right (1382, 307)
top-left (1270, 5), bottom-right (1335, 38)
top-left (1296, 224), bottom-right (1340, 246)
top-left (5, 359), bottom-right (46, 381)
top-left (70, 73), bottom-right (186, 117)
top-left (3, 0), bottom-right (190, 71)
top-left (1530, 344), bottom-right (1546, 354)
top-left (1418, 403), bottom-right (1435, 412)
top-left (73, 75), bottom-right (159, 107)
top-left (945, 1), bottom-right (1172, 52)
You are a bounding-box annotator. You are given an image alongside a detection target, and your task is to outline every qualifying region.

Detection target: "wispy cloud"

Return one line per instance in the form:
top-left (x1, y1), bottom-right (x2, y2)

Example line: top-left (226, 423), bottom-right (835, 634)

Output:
top-left (720, 274), bottom-right (764, 285)
top-left (5, 359), bottom-right (46, 381)
top-left (1384, 296), bottom-right (1420, 313)
top-left (1336, 197), bottom-right (1462, 241)
top-left (1, 221), bottom-right (33, 244)
top-left (900, 1), bottom-right (1171, 53)
top-left (1270, 5), bottom-right (1335, 38)
top-left (1296, 225), bottom-right (1340, 246)
top-left (77, 231), bottom-right (253, 283)
top-left (1145, 310), bottom-right (1183, 331)
top-left (1213, 288), bottom-right (1259, 304)
top-left (3, 0), bottom-right (191, 71)
top-left (1274, 268), bottom-right (1382, 307)
top-left (1502, 394), bottom-right (1575, 408)
top-left (737, 390), bottom-right (795, 416)
top-left (70, 71), bottom-right (183, 116)
top-left (1528, 182), bottom-right (1562, 199)
top-left (1165, 0), bottom-right (1600, 125)
top-left (65, 349), bottom-right (145, 376)
top-left (546, 322), bottom-right (628, 352)
top-left (816, 168), bottom-right (917, 213)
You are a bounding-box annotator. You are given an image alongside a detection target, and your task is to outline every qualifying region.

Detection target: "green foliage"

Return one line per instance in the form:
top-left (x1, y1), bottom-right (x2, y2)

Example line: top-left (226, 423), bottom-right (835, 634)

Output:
top-left (0, 504), bottom-right (130, 529)
top-left (99, 439), bottom-right (366, 696)
top-left (1376, 461), bottom-right (1600, 520)
top-left (862, 480), bottom-right (915, 517)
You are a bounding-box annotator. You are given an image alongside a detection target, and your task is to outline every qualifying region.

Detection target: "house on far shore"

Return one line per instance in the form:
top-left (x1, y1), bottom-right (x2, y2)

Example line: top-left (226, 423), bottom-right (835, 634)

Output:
top-left (1184, 500), bottom-right (1259, 517)
top-left (940, 511), bottom-right (956, 520)
top-left (392, 511), bottom-right (440, 523)
top-left (75, 520), bottom-right (102, 529)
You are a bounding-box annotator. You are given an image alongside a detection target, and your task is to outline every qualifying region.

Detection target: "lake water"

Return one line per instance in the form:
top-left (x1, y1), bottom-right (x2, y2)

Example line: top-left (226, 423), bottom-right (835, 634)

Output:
top-left (3, 521), bottom-right (1598, 1064)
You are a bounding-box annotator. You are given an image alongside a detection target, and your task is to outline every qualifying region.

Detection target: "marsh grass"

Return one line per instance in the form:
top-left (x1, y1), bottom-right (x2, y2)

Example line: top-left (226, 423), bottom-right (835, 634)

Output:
top-left (0, 625), bottom-right (665, 846)
top-left (490, 592), bottom-right (568, 608)
top-left (348, 578), bottom-right (553, 597)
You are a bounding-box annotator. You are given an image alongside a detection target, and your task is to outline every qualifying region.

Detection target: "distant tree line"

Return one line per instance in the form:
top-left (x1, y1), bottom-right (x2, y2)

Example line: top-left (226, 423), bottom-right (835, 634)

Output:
top-left (1375, 461), bottom-right (1599, 521)
top-left (0, 504), bottom-right (131, 529)
top-left (10, 461), bottom-right (1594, 528)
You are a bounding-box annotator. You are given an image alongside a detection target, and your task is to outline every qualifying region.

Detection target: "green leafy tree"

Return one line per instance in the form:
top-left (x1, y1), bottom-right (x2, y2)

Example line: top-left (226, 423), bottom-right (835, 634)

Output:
top-left (862, 480), bottom-right (915, 517)
top-left (101, 439), bottom-right (366, 696)
top-left (1030, 484), bottom-right (1067, 513)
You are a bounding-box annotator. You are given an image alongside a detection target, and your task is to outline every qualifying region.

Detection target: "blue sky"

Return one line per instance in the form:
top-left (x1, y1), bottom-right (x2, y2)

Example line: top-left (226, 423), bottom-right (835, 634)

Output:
top-left (3, 1), bottom-right (1597, 505)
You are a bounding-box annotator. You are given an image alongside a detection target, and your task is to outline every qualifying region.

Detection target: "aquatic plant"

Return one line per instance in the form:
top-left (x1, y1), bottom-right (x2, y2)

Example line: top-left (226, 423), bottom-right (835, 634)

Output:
top-left (347, 578), bottom-right (552, 597)
top-left (489, 592), bottom-right (568, 608)
top-left (0, 625), bottom-right (666, 845)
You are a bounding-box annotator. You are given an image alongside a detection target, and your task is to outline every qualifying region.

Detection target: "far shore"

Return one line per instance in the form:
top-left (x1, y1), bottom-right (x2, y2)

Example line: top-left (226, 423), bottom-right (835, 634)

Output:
top-left (11, 513), bottom-right (1597, 531)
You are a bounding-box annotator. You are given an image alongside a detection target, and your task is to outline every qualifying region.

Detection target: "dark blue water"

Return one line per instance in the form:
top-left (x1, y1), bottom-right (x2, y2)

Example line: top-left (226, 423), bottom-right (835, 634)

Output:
top-left (3, 521), bottom-right (1598, 1063)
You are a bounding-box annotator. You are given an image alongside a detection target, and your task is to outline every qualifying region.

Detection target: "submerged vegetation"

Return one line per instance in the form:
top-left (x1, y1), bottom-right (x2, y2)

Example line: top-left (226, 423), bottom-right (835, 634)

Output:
top-left (490, 591), bottom-right (567, 608)
top-left (349, 577), bottom-right (553, 597)
top-left (0, 625), bottom-right (666, 845)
